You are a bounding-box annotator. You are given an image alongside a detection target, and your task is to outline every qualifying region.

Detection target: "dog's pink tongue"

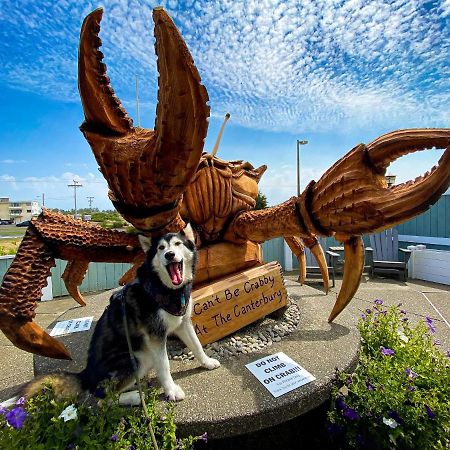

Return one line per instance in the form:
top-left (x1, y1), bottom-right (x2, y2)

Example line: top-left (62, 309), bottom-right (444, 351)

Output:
top-left (168, 263), bottom-right (182, 285)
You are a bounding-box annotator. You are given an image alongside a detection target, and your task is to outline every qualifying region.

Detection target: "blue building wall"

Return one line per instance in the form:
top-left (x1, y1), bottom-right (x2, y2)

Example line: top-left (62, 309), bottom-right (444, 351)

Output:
top-left (1, 195), bottom-right (449, 297)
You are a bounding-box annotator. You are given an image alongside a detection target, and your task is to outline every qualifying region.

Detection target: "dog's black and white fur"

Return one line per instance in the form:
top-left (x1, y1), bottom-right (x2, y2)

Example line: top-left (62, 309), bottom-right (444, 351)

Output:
top-left (20, 224), bottom-right (220, 402)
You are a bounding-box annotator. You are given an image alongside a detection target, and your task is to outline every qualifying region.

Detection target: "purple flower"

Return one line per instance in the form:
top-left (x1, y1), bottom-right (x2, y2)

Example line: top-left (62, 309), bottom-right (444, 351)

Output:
top-left (347, 376), bottom-right (353, 385)
top-left (111, 434), bottom-right (119, 442)
top-left (15, 397), bottom-right (25, 406)
top-left (425, 405), bottom-right (435, 419)
top-left (366, 382), bottom-right (375, 391)
top-left (405, 368), bottom-right (417, 379)
top-left (401, 317), bottom-right (409, 322)
top-left (380, 346), bottom-right (394, 356)
top-left (94, 387), bottom-right (106, 399)
top-left (407, 386), bottom-right (416, 392)
top-left (426, 316), bottom-right (433, 324)
top-left (365, 308), bottom-right (372, 314)
top-left (5, 406), bottom-right (27, 429)
top-left (128, 446), bottom-right (136, 450)
top-left (434, 340), bottom-right (442, 346)
top-left (335, 395), bottom-right (346, 411)
top-left (400, 309), bottom-right (407, 315)
top-left (427, 323), bottom-right (436, 333)
top-left (343, 407), bottom-right (360, 421)
top-left (0, 406), bottom-right (7, 416)
top-left (67, 445), bottom-right (74, 450)
top-left (201, 432), bottom-right (208, 443)
top-left (446, 350), bottom-right (450, 358)
top-left (375, 299), bottom-right (383, 305)
top-left (360, 313), bottom-right (366, 321)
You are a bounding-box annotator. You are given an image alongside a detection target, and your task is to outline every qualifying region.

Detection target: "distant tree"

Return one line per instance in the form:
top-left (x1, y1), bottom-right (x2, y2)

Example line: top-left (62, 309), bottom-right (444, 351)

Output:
top-left (255, 192), bottom-right (268, 210)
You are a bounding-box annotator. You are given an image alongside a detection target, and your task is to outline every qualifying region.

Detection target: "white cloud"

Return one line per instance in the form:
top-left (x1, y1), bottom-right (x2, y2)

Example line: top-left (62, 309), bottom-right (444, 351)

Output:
top-left (0, 0), bottom-right (448, 134)
top-left (0, 160), bottom-right (27, 164)
top-left (0, 172), bottom-right (112, 210)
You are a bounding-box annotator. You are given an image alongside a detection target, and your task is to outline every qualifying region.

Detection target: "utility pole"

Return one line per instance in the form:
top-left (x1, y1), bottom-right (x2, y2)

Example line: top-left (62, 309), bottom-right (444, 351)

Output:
top-left (296, 140), bottom-right (308, 196)
top-left (87, 196), bottom-right (94, 211)
top-left (67, 180), bottom-right (83, 218)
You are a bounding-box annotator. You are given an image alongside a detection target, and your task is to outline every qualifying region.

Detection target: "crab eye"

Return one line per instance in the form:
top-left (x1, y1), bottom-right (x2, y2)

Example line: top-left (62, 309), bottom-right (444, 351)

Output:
top-left (175, 242), bottom-right (182, 246)
top-left (158, 245), bottom-right (165, 250)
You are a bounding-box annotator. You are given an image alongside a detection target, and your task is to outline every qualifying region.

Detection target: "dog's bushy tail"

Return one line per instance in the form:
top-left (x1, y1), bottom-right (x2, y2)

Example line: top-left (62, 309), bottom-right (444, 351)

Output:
top-left (20, 372), bottom-right (83, 400)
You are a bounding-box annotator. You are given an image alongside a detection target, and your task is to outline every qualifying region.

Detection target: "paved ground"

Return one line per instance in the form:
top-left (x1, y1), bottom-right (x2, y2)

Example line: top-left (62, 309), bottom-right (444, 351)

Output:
top-left (0, 273), bottom-right (449, 447)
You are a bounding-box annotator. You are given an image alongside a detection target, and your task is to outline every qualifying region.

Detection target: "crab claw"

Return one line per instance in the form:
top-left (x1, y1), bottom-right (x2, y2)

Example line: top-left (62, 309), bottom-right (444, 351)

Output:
top-left (78, 7), bottom-right (210, 234)
top-left (0, 226), bottom-right (71, 359)
top-left (309, 129), bottom-right (450, 236)
top-left (308, 128), bottom-right (450, 321)
top-left (1, 321), bottom-right (71, 360)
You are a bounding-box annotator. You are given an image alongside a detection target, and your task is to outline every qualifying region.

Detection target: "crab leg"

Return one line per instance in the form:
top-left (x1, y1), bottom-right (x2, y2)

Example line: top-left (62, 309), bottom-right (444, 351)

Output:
top-left (61, 261), bottom-right (90, 307)
top-left (328, 235), bottom-right (365, 322)
top-left (285, 237), bottom-right (307, 283)
top-left (78, 7), bottom-right (209, 234)
top-left (225, 129), bottom-right (450, 319)
top-left (285, 236), bottom-right (330, 293)
top-left (0, 210), bottom-right (142, 359)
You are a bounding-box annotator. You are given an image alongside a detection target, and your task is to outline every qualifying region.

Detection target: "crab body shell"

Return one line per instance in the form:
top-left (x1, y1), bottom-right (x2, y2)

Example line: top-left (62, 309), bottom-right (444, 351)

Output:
top-left (180, 155), bottom-right (266, 243)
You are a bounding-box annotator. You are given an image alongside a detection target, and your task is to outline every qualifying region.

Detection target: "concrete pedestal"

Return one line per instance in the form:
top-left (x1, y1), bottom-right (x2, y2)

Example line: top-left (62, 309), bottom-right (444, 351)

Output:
top-left (35, 278), bottom-right (359, 439)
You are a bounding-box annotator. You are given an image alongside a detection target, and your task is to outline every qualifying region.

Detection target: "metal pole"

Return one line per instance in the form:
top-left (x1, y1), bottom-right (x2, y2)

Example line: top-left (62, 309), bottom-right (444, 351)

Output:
top-left (87, 196), bottom-right (94, 211)
top-left (68, 180), bottom-right (83, 218)
top-left (296, 140), bottom-right (300, 197)
top-left (296, 140), bottom-right (308, 196)
top-left (136, 76), bottom-right (141, 127)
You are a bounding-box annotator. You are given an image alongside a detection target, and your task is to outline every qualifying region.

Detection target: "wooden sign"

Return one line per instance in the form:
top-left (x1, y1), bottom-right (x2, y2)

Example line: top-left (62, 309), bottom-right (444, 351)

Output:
top-left (191, 262), bottom-right (288, 344)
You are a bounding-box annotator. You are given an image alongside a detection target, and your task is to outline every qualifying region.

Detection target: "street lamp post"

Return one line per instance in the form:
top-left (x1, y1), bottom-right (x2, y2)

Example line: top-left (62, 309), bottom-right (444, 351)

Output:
top-left (296, 139), bottom-right (308, 196)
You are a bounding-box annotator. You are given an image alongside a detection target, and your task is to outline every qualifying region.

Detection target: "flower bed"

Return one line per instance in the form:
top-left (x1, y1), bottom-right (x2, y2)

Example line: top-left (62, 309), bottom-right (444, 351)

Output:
top-left (0, 384), bottom-right (206, 449)
top-left (328, 300), bottom-right (450, 449)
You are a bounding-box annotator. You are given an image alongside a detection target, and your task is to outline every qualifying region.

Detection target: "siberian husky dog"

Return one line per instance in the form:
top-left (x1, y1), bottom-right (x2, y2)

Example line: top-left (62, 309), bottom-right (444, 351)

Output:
top-left (20, 223), bottom-right (220, 402)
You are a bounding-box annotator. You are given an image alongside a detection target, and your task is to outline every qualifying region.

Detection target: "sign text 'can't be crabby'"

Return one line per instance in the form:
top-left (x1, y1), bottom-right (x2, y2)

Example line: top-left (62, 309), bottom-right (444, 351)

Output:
top-left (192, 262), bottom-right (288, 345)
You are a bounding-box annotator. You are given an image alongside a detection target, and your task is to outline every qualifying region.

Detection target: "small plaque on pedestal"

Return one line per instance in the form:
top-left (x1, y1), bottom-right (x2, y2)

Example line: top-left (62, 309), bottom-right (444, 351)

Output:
top-left (192, 262), bottom-right (287, 344)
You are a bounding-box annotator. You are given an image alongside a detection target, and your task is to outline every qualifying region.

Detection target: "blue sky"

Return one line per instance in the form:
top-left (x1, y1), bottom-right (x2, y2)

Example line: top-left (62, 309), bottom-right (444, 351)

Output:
top-left (0, 0), bottom-right (449, 211)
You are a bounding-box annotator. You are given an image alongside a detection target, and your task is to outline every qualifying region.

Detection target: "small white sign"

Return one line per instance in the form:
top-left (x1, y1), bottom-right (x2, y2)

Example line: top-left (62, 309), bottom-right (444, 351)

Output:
top-left (50, 317), bottom-right (94, 337)
top-left (245, 352), bottom-right (315, 398)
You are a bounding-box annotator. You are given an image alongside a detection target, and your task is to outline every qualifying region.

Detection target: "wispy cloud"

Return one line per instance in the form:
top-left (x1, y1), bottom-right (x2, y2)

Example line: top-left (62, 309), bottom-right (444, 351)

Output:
top-left (0, 171), bottom-right (111, 209)
top-left (1, 0), bottom-right (449, 134)
top-left (0, 159), bottom-right (27, 164)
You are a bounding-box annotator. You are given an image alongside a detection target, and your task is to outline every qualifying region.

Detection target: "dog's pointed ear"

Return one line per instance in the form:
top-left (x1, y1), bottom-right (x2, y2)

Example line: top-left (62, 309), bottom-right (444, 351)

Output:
top-left (138, 235), bottom-right (152, 253)
top-left (181, 223), bottom-right (195, 243)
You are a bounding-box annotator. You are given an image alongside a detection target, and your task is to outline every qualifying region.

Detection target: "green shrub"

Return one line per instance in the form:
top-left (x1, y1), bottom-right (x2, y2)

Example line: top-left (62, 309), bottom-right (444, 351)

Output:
top-left (0, 384), bottom-right (206, 449)
top-left (328, 300), bottom-right (450, 449)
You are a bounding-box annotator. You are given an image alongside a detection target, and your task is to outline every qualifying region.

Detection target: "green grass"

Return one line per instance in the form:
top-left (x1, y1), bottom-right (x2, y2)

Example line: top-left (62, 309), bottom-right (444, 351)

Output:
top-left (0, 226), bottom-right (26, 237)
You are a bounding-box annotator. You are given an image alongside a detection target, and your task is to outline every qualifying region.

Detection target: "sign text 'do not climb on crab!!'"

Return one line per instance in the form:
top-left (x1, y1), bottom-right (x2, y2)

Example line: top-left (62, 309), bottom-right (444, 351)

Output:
top-left (191, 262), bottom-right (288, 345)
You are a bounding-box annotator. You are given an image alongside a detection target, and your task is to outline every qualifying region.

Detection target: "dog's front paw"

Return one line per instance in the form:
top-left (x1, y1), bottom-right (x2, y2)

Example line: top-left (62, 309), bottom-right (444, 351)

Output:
top-left (165, 384), bottom-right (185, 402)
top-left (202, 357), bottom-right (221, 370)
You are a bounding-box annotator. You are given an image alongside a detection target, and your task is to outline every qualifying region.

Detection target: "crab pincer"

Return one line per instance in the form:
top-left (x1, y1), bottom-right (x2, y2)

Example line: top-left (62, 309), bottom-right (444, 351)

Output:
top-left (78, 8), bottom-right (210, 235)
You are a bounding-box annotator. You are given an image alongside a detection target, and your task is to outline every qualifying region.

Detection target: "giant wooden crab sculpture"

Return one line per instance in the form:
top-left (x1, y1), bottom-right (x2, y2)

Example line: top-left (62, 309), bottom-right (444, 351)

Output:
top-left (1, 8), bottom-right (449, 360)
